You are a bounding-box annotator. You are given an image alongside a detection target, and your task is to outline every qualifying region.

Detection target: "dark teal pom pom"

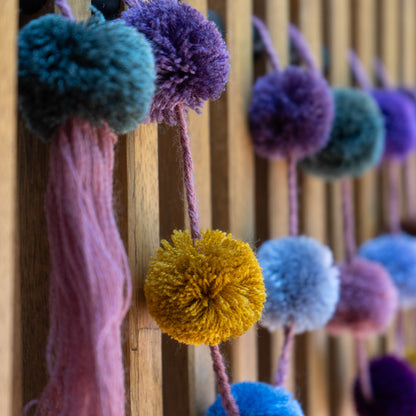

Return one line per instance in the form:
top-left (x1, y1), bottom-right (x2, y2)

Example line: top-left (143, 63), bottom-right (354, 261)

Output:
top-left (299, 88), bottom-right (385, 180)
top-left (18, 8), bottom-right (156, 140)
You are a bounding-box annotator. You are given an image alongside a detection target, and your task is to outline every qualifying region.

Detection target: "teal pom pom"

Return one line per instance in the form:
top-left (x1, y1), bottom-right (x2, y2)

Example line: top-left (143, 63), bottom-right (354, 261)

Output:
top-left (299, 88), bottom-right (385, 180)
top-left (18, 8), bottom-right (156, 140)
top-left (206, 382), bottom-right (304, 416)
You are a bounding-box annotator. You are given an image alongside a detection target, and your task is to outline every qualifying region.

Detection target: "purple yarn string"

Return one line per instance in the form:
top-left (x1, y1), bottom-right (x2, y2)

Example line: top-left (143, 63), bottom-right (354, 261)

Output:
top-left (252, 16), bottom-right (280, 71)
top-left (348, 49), bottom-right (372, 90)
top-left (274, 323), bottom-right (295, 387)
top-left (288, 24), bottom-right (317, 71)
top-left (25, 118), bottom-right (131, 416)
top-left (396, 309), bottom-right (406, 357)
top-left (56, 0), bottom-right (75, 21)
top-left (405, 161), bottom-right (416, 220)
top-left (175, 104), bottom-right (201, 241)
top-left (288, 153), bottom-right (298, 237)
top-left (341, 177), bottom-right (356, 263)
top-left (388, 161), bottom-right (401, 235)
top-left (356, 337), bottom-right (373, 402)
top-left (176, 105), bottom-right (239, 415)
top-left (374, 57), bottom-right (393, 88)
top-left (210, 345), bottom-right (240, 416)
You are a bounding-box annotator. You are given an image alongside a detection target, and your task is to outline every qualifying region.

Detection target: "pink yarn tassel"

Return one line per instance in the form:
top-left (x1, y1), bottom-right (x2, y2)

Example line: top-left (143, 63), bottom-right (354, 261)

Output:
top-left (25, 118), bottom-right (131, 416)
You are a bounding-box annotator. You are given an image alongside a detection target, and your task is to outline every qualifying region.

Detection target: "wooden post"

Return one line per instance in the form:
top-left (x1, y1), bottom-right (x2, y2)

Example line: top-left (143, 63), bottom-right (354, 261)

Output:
top-left (326, 1), bottom-right (356, 416)
top-left (1, 1), bottom-right (17, 415)
top-left (209, 0), bottom-right (256, 382)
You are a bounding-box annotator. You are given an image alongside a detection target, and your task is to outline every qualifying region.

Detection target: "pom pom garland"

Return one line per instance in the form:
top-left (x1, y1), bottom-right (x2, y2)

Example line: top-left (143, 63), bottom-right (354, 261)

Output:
top-left (354, 356), bottom-right (416, 416)
top-left (257, 236), bottom-right (339, 334)
top-left (18, 8), bottom-right (156, 140)
top-left (145, 229), bottom-right (265, 346)
top-left (359, 234), bottom-right (416, 308)
top-left (299, 88), bottom-right (385, 180)
top-left (206, 382), bottom-right (305, 416)
top-left (370, 89), bottom-right (416, 160)
top-left (326, 258), bottom-right (398, 337)
top-left (121, 0), bottom-right (229, 125)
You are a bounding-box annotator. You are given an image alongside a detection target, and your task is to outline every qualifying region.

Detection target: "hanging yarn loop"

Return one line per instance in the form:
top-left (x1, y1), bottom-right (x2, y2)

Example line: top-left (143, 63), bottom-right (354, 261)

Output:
top-left (288, 24), bottom-right (318, 71)
top-left (121, 0), bottom-right (230, 125)
top-left (249, 19), bottom-right (333, 160)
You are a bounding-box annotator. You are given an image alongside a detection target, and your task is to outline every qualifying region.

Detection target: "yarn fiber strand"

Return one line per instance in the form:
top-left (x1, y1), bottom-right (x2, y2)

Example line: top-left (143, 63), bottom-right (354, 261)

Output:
top-left (348, 50), bottom-right (372, 90)
top-left (288, 24), bottom-right (317, 71)
top-left (341, 178), bottom-right (356, 263)
top-left (27, 118), bottom-right (131, 416)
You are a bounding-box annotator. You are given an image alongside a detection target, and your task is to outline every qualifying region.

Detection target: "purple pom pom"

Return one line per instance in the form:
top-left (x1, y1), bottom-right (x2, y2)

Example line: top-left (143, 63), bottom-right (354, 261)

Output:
top-left (121, 0), bottom-right (229, 125)
top-left (370, 89), bottom-right (416, 160)
top-left (354, 355), bottom-right (416, 416)
top-left (326, 258), bottom-right (397, 337)
top-left (249, 67), bottom-right (334, 159)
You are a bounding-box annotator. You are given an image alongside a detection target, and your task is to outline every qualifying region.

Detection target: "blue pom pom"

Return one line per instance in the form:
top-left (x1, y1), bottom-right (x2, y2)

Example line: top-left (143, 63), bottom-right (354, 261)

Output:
top-left (206, 382), bottom-right (305, 416)
top-left (359, 234), bottom-right (416, 307)
top-left (257, 236), bottom-right (340, 333)
top-left (18, 9), bottom-right (156, 140)
top-left (299, 88), bottom-right (385, 180)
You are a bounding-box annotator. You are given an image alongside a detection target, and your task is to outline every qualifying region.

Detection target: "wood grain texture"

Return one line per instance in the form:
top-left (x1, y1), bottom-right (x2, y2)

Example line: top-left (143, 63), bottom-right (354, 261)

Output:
top-left (326, 1), bottom-right (355, 416)
top-left (126, 124), bottom-right (163, 416)
top-left (0, 1), bottom-right (17, 415)
top-left (209, 0), bottom-right (257, 383)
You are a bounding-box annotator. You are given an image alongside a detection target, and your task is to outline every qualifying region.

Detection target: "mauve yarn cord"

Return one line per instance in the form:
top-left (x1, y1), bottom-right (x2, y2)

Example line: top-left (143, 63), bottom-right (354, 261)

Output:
top-left (273, 153), bottom-right (298, 388)
top-left (175, 104), bottom-right (240, 416)
top-left (24, 118), bottom-right (131, 416)
top-left (374, 58), bottom-right (393, 88)
top-left (56, 0), bottom-right (75, 20)
top-left (252, 16), bottom-right (280, 71)
top-left (348, 50), bottom-right (372, 91)
top-left (341, 177), bottom-right (373, 401)
top-left (288, 24), bottom-right (318, 72)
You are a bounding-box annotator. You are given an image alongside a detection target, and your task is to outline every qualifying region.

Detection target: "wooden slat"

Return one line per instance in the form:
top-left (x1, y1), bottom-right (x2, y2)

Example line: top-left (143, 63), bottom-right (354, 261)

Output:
top-left (0, 1), bottom-right (17, 415)
top-left (292, 2), bottom-right (330, 415)
top-left (351, 0), bottom-right (383, 359)
top-left (126, 123), bottom-right (162, 416)
top-left (379, 0), bottom-right (400, 355)
top-left (326, 1), bottom-right (356, 416)
top-left (208, 0), bottom-right (256, 382)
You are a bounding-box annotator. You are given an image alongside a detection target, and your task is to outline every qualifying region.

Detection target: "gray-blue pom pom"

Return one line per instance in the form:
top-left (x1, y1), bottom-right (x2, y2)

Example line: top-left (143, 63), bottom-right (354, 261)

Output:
top-left (257, 236), bottom-right (340, 333)
top-left (18, 8), bottom-right (156, 140)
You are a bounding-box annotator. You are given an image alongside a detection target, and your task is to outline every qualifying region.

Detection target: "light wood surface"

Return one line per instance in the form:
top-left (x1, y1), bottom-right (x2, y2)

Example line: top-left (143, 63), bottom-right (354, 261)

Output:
top-left (0, 1), bottom-right (17, 415)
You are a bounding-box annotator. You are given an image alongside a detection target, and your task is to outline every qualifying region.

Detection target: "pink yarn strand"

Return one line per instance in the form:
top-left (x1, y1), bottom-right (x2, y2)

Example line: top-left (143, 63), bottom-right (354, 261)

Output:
top-left (388, 161), bottom-right (401, 235)
top-left (252, 16), bottom-right (280, 71)
top-left (396, 309), bottom-right (406, 357)
top-left (176, 104), bottom-right (201, 240)
top-left (341, 177), bottom-right (356, 263)
top-left (374, 58), bottom-right (393, 88)
top-left (289, 24), bottom-right (317, 71)
top-left (210, 345), bottom-right (240, 416)
top-left (348, 49), bottom-right (372, 90)
top-left (56, 0), bottom-right (75, 21)
top-left (355, 338), bottom-right (373, 402)
top-left (26, 118), bottom-right (131, 416)
top-left (288, 153), bottom-right (298, 237)
top-left (274, 323), bottom-right (295, 387)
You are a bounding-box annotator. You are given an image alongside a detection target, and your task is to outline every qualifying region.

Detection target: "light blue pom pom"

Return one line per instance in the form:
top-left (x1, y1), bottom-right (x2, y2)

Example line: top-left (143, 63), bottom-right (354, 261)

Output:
top-left (359, 233), bottom-right (416, 307)
top-left (206, 382), bottom-right (304, 416)
top-left (257, 236), bottom-right (340, 333)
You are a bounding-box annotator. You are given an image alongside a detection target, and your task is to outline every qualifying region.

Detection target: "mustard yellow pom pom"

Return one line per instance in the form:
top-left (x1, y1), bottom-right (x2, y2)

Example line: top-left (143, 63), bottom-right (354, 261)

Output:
top-left (144, 229), bottom-right (266, 346)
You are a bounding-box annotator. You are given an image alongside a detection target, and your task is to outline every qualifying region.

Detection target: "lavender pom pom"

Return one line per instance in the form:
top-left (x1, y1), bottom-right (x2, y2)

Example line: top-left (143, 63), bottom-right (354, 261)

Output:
top-left (354, 355), bottom-right (416, 416)
top-left (326, 258), bottom-right (398, 337)
top-left (359, 234), bottom-right (416, 307)
top-left (257, 236), bottom-right (339, 333)
top-left (121, 0), bottom-right (229, 125)
top-left (370, 89), bottom-right (416, 160)
top-left (249, 67), bottom-right (334, 159)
